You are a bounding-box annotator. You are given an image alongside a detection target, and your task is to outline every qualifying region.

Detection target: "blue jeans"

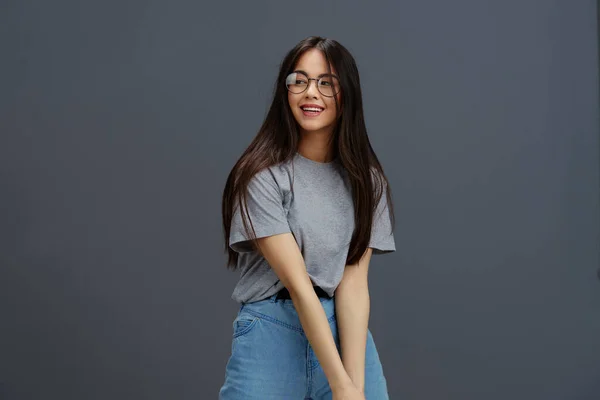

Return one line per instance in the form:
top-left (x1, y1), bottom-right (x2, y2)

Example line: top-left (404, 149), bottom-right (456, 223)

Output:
top-left (219, 293), bottom-right (389, 399)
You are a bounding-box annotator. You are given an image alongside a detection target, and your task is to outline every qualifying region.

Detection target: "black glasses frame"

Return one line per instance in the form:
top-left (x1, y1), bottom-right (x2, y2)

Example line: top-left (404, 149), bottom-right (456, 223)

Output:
top-left (285, 71), bottom-right (341, 97)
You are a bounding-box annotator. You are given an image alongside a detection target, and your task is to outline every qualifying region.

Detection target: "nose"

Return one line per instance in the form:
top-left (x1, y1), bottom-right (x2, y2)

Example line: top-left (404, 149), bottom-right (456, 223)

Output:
top-left (305, 79), bottom-right (319, 98)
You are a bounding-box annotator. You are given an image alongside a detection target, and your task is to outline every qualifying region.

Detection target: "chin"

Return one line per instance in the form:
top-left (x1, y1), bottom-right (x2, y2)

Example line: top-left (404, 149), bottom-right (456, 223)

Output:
top-left (298, 119), bottom-right (335, 132)
top-left (299, 125), bottom-right (330, 134)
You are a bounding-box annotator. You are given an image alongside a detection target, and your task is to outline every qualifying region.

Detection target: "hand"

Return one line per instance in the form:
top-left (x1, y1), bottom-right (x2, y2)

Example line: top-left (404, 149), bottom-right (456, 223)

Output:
top-left (332, 383), bottom-right (366, 400)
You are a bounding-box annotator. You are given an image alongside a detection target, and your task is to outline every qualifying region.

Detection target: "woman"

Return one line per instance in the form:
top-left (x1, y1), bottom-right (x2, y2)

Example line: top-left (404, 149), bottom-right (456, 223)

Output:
top-left (219, 36), bottom-right (396, 400)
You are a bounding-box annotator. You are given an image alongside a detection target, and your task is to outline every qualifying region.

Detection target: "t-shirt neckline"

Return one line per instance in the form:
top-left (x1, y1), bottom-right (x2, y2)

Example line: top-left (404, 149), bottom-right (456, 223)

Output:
top-left (295, 151), bottom-right (338, 168)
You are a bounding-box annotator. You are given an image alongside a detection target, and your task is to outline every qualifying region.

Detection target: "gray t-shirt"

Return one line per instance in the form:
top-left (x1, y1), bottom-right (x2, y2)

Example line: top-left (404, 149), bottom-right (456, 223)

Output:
top-left (229, 151), bottom-right (395, 303)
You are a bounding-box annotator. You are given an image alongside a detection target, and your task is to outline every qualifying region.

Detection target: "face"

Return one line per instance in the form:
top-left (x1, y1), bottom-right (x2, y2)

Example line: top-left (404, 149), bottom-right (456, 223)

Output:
top-left (287, 49), bottom-right (341, 136)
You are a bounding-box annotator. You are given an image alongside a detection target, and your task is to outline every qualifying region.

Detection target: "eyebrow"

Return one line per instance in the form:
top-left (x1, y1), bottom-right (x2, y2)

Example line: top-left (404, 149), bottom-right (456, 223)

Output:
top-left (293, 69), bottom-right (339, 79)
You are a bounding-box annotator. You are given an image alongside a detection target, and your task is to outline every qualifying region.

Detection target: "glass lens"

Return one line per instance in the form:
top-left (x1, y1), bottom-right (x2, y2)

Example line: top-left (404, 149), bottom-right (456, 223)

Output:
top-left (286, 72), bottom-right (308, 94)
top-left (317, 75), bottom-right (340, 97)
top-left (285, 72), bottom-right (341, 97)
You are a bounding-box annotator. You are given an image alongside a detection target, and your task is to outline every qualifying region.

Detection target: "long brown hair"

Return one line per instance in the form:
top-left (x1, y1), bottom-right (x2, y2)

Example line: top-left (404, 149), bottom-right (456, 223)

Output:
top-left (221, 36), bottom-right (395, 270)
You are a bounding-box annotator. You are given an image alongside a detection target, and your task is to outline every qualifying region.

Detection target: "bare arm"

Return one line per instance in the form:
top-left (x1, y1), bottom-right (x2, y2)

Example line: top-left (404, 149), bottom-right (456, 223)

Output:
top-left (334, 247), bottom-right (373, 393)
top-left (256, 233), bottom-right (355, 392)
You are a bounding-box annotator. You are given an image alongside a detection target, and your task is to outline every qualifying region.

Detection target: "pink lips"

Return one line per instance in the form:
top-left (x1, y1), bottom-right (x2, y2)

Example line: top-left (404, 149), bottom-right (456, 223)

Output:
top-left (300, 103), bottom-right (324, 109)
top-left (300, 104), bottom-right (324, 117)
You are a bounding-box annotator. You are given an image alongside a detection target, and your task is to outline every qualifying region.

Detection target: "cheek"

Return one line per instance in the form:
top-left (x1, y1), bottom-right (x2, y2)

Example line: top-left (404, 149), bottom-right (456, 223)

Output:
top-left (335, 94), bottom-right (342, 111)
top-left (288, 94), bottom-right (303, 123)
top-left (325, 99), bottom-right (338, 120)
top-left (288, 92), bottom-right (301, 106)
top-left (288, 94), bottom-right (300, 113)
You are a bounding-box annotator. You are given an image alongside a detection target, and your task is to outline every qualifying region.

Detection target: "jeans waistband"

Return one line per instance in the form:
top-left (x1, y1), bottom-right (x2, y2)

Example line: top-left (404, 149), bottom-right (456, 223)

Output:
top-left (239, 290), bottom-right (336, 331)
top-left (275, 285), bottom-right (330, 300)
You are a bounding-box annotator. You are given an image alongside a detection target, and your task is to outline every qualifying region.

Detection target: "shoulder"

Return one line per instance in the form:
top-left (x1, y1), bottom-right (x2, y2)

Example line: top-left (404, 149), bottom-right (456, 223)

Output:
top-left (248, 161), bottom-right (292, 196)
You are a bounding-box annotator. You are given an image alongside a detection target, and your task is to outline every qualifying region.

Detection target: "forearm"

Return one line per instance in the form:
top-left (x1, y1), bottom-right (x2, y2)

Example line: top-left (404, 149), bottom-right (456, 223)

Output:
top-left (335, 279), bottom-right (370, 392)
top-left (289, 284), bottom-right (353, 391)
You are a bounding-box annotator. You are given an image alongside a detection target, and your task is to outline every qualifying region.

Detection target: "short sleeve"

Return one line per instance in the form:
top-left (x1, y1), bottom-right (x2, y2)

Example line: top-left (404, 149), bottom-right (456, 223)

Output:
top-left (229, 169), bottom-right (291, 253)
top-left (368, 179), bottom-right (396, 255)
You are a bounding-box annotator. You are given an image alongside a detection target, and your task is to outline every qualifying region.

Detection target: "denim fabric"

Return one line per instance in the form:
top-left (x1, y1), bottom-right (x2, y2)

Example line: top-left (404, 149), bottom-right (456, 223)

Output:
top-left (219, 293), bottom-right (389, 399)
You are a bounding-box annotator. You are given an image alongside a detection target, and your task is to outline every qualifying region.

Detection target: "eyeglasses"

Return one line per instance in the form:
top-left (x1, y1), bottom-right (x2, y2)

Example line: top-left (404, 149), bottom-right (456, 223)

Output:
top-left (285, 71), bottom-right (341, 97)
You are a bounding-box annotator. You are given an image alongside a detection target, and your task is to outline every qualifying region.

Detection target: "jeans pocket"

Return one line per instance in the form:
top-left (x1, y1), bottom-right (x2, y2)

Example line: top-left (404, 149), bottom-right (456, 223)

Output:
top-left (232, 314), bottom-right (260, 339)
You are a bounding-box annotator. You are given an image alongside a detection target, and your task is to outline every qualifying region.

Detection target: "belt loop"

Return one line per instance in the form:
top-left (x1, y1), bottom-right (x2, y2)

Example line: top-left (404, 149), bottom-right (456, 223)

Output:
top-left (269, 293), bottom-right (279, 303)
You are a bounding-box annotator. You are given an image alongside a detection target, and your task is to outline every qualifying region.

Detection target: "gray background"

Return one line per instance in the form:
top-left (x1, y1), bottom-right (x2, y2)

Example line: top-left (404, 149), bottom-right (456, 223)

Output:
top-left (1, 0), bottom-right (599, 399)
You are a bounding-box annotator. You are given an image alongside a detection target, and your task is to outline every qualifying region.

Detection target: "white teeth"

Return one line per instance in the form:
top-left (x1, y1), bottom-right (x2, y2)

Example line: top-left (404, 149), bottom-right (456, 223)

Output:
top-left (302, 107), bottom-right (323, 112)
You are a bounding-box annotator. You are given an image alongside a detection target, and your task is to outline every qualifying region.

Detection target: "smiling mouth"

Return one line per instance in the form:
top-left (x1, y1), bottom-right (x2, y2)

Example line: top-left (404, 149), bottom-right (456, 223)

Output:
top-left (301, 106), bottom-right (324, 116)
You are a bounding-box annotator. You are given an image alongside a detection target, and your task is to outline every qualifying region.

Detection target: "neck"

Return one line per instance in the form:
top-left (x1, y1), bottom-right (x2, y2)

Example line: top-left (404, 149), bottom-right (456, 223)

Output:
top-left (297, 130), bottom-right (335, 163)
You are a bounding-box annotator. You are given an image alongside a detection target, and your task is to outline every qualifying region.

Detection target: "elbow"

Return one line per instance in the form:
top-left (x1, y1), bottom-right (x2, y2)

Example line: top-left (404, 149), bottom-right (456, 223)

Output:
top-left (283, 274), bottom-right (315, 300)
top-left (336, 275), bottom-right (369, 296)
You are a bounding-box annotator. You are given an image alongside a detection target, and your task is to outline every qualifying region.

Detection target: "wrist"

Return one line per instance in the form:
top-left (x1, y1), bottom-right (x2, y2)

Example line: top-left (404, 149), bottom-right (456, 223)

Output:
top-left (345, 368), bottom-right (365, 393)
top-left (328, 373), bottom-right (354, 392)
